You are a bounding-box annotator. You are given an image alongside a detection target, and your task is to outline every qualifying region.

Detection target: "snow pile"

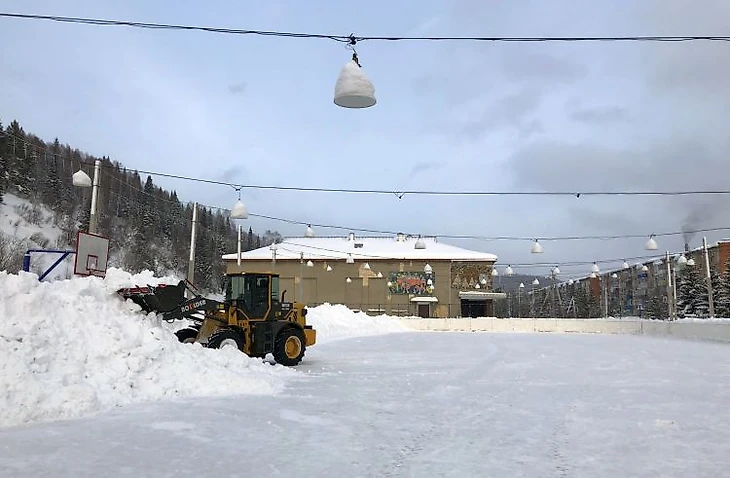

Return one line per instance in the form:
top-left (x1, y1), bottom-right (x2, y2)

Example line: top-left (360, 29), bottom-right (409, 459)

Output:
top-left (305, 303), bottom-right (410, 343)
top-left (0, 269), bottom-right (297, 429)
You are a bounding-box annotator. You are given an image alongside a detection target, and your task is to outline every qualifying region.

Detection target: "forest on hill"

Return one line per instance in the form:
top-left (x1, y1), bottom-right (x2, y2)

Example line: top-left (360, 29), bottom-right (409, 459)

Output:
top-left (0, 118), bottom-right (280, 290)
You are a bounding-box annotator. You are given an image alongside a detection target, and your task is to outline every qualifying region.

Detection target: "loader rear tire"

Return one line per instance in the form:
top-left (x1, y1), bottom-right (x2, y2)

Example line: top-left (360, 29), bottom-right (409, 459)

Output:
top-left (273, 327), bottom-right (306, 366)
top-left (208, 329), bottom-right (245, 352)
top-left (175, 327), bottom-right (200, 344)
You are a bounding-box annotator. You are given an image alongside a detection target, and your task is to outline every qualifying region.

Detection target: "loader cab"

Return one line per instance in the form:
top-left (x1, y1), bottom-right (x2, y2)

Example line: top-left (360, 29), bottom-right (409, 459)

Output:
top-left (225, 272), bottom-right (280, 320)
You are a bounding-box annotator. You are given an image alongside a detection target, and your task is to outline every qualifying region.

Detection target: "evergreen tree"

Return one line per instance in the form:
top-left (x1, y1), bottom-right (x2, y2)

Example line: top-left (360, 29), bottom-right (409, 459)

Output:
top-left (676, 265), bottom-right (703, 317)
top-left (646, 289), bottom-right (668, 320)
top-left (715, 258), bottom-right (730, 318)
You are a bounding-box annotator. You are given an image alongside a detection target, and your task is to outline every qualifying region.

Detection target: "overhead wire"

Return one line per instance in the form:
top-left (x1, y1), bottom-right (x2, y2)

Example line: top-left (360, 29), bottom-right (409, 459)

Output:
top-left (2, 12), bottom-right (730, 43)
top-left (5, 129), bottom-right (730, 244)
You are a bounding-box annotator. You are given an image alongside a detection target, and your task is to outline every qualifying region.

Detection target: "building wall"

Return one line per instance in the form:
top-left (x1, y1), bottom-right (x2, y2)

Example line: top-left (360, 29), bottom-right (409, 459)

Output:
top-left (225, 258), bottom-right (497, 317)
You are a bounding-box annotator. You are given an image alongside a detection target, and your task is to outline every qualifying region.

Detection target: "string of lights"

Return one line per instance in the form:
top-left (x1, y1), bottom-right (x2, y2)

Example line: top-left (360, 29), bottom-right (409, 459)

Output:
top-left (5, 129), bottom-right (730, 199)
top-left (2, 12), bottom-right (729, 43)
top-left (4, 129), bottom-right (729, 244)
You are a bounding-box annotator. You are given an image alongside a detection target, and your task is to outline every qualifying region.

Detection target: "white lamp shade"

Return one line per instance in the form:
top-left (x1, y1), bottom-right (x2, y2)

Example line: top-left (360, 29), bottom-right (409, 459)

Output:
top-left (568, 279), bottom-right (574, 285)
top-left (591, 262), bottom-right (600, 273)
top-left (641, 265), bottom-right (649, 272)
top-left (426, 278), bottom-right (433, 285)
top-left (480, 278), bottom-right (487, 285)
top-left (492, 269), bottom-right (498, 277)
top-left (611, 273), bottom-right (618, 279)
top-left (346, 277), bottom-right (352, 283)
top-left (622, 261), bottom-right (629, 269)
top-left (532, 278), bottom-right (540, 286)
top-left (553, 266), bottom-right (561, 275)
top-left (531, 240), bottom-right (544, 254)
top-left (505, 265), bottom-right (513, 276)
top-left (334, 59), bottom-right (376, 108)
top-left (231, 200), bottom-right (249, 219)
top-left (475, 283), bottom-right (481, 289)
top-left (346, 254), bottom-right (355, 264)
top-left (306, 260), bottom-right (314, 267)
top-left (387, 281), bottom-right (392, 287)
top-left (305, 225), bottom-right (314, 238)
top-left (519, 282), bottom-right (525, 288)
top-left (677, 254), bottom-right (688, 266)
top-left (645, 236), bottom-right (658, 250)
top-left (72, 170), bottom-right (92, 187)
top-left (326, 265), bottom-right (333, 272)
top-left (423, 263), bottom-right (433, 274)
top-left (590, 272), bottom-right (597, 278)
top-left (686, 258), bottom-right (696, 267)
top-left (377, 272), bottom-right (383, 278)
top-left (414, 237), bottom-right (426, 249)
top-left (363, 262), bottom-right (371, 270)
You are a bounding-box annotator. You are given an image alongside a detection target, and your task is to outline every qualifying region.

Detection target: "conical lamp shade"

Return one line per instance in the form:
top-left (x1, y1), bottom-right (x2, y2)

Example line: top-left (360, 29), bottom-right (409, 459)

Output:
top-left (645, 236), bottom-right (658, 250)
top-left (231, 200), bottom-right (249, 219)
top-left (530, 240), bottom-right (543, 254)
top-left (73, 170), bottom-right (92, 187)
top-left (334, 60), bottom-right (376, 108)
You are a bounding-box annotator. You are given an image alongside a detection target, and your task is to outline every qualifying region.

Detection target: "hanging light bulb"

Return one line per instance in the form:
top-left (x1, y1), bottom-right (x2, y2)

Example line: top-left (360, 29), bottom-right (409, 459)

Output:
top-left (305, 224), bottom-right (314, 238)
top-left (531, 239), bottom-right (544, 254)
top-left (72, 169), bottom-right (92, 187)
top-left (505, 265), bottom-right (514, 276)
top-left (645, 234), bottom-right (658, 250)
top-left (622, 260), bottom-right (629, 270)
top-left (230, 187), bottom-right (249, 220)
top-left (591, 262), bottom-right (600, 273)
top-left (333, 43), bottom-right (376, 109)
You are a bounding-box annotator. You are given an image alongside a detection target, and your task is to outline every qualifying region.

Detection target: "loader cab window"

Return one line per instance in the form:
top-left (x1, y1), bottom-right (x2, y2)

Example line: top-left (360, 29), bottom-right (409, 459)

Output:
top-left (226, 274), bottom-right (271, 318)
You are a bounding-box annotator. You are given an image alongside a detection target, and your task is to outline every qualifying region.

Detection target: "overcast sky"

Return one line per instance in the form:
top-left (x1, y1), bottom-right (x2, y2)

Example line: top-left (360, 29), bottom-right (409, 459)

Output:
top-left (2, 0), bottom-right (729, 279)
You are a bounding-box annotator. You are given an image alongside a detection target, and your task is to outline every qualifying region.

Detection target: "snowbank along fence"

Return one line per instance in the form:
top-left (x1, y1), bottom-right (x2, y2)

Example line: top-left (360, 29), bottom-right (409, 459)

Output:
top-left (397, 318), bottom-right (730, 343)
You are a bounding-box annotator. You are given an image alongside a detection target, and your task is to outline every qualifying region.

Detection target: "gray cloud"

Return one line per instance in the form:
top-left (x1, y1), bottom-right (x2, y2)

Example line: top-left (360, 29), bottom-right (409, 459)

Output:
top-left (227, 81), bottom-right (247, 95)
top-left (410, 161), bottom-right (445, 177)
top-left (569, 105), bottom-right (629, 124)
top-left (459, 87), bottom-right (543, 140)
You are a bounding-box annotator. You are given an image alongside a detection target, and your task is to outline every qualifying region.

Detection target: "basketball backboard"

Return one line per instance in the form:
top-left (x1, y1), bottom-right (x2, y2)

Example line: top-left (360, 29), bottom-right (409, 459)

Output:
top-left (74, 231), bottom-right (110, 277)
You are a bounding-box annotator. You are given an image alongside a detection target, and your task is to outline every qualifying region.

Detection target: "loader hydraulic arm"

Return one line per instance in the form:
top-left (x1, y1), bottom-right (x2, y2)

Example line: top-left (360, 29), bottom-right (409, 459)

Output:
top-left (160, 296), bottom-right (224, 322)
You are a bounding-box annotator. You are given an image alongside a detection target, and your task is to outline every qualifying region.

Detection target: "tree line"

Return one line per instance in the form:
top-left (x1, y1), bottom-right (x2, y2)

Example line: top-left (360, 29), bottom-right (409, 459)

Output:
top-left (0, 118), bottom-right (281, 291)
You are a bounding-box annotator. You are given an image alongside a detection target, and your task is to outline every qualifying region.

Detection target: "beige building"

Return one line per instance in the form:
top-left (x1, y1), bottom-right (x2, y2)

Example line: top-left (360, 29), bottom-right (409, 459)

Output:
top-left (222, 233), bottom-right (504, 318)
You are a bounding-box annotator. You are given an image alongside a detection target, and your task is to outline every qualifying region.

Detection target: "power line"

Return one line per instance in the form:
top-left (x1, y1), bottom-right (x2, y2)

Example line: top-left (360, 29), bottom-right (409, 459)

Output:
top-left (7, 130), bottom-right (730, 243)
top-left (2, 12), bottom-right (730, 43)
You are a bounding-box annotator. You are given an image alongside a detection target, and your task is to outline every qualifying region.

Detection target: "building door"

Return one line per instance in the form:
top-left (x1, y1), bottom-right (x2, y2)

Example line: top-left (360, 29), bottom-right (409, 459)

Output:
top-left (460, 300), bottom-right (487, 318)
top-left (418, 303), bottom-right (430, 318)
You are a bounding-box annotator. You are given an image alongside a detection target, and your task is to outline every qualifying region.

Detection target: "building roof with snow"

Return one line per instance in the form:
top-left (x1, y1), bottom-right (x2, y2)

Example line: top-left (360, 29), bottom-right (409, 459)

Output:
top-left (222, 233), bottom-right (498, 262)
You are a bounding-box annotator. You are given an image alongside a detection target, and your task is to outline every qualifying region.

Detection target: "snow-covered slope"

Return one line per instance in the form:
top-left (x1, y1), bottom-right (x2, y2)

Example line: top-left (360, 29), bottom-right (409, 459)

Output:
top-left (0, 192), bottom-right (63, 246)
top-left (0, 268), bottom-right (409, 428)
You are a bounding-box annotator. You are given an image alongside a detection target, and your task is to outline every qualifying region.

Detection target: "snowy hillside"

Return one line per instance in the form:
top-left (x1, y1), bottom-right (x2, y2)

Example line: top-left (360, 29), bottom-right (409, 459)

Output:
top-left (0, 268), bottom-right (408, 428)
top-left (0, 192), bottom-right (70, 275)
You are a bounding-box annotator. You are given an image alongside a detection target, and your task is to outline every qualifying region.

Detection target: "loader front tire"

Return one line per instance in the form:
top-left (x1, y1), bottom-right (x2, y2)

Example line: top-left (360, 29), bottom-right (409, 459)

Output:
top-left (273, 327), bottom-right (306, 366)
top-left (208, 329), bottom-right (245, 352)
top-left (175, 327), bottom-right (200, 344)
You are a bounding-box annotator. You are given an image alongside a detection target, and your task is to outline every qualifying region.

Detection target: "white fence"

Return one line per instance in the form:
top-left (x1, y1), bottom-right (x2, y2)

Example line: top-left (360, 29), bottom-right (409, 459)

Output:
top-left (397, 318), bottom-right (730, 343)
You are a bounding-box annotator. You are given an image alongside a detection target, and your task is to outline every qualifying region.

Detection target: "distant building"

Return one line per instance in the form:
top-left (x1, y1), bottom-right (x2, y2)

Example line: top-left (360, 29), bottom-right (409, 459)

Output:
top-left (222, 233), bottom-right (504, 318)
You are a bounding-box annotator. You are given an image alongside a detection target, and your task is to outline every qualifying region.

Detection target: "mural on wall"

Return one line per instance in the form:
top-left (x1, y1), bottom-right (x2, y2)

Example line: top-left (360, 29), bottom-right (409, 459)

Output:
top-left (450, 262), bottom-right (493, 289)
top-left (388, 271), bottom-right (434, 295)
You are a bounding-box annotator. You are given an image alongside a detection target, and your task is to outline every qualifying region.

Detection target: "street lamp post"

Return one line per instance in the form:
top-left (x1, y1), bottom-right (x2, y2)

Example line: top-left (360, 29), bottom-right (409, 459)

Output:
top-left (72, 159), bottom-right (101, 234)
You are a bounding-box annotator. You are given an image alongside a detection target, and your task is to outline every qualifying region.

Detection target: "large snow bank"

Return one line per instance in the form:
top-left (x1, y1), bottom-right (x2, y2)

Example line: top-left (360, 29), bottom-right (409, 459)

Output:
top-left (305, 303), bottom-right (410, 343)
top-left (0, 268), bottom-right (296, 428)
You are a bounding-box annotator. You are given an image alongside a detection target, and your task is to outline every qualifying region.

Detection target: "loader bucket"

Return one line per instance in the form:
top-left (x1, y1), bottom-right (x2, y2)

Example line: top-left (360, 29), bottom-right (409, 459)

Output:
top-left (117, 280), bottom-right (188, 314)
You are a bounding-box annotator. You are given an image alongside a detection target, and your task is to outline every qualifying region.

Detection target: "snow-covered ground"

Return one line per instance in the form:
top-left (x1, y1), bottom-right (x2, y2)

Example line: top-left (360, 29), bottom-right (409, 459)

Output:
top-left (1, 333), bottom-right (728, 476)
top-left (1, 269), bottom-right (729, 476)
top-left (0, 269), bottom-right (408, 428)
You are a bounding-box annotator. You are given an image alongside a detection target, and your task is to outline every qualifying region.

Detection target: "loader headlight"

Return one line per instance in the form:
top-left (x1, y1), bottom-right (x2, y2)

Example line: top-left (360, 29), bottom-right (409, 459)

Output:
top-left (302, 308), bottom-right (308, 317)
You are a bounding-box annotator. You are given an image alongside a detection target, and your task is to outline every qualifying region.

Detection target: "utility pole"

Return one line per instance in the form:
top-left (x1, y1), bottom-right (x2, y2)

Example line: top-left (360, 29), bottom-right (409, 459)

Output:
top-left (703, 237), bottom-right (715, 318)
top-left (665, 251), bottom-right (674, 320)
top-left (187, 202), bottom-right (198, 292)
top-left (88, 159), bottom-right (101, 234)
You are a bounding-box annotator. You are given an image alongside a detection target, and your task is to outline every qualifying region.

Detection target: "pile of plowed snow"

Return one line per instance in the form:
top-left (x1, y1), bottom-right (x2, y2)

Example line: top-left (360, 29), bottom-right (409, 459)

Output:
top-left (305, 303), bottom-right (410, 342)
top-left (0, 269), bottom-right (410, 428)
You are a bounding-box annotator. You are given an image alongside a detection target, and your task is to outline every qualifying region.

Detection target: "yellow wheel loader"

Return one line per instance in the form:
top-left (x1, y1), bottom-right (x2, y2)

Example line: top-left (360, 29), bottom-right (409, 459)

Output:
top-left (117, 272), bottom-right (316, 366)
